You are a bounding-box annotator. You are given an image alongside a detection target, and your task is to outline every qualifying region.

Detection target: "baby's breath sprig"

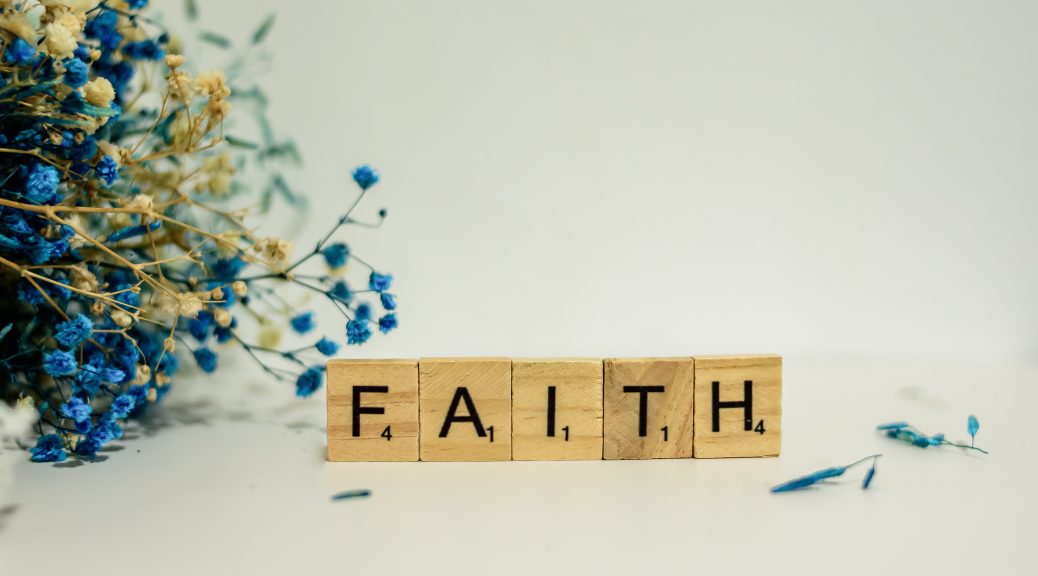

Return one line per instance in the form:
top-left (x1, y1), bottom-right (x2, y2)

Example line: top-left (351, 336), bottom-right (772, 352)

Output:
top-left (876, 416), bottom-right (988, 454)
top-left (770, 454), bottom-right (882, 493)
top-left (0, 2), bottom-right (399, 464)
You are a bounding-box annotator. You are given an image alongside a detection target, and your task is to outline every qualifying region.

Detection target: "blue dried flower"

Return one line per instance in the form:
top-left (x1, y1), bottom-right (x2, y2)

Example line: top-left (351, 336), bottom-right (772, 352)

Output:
top-left (54, 314), bottom-right (93, 349)
top-left (879, 420), bottom-right (987, 454)
top-left (331, 489), bottom-right (371, 501)
top-left (330, 281), bottom-right (352, 303)
top-left (771, 466), bottom-right (846, 493)
top-left (60, 396), bottom-right (92, 425)
top-left (95, 155), bottom-right (119, 185)
top-left (122, 40), bottom-right (164, 60)
top-left (75, 417), bottom-right (122, 457)
top-left (355, 303), bottom-right (373, 321)
top-left (380, 292), bottom-right (397, 310)
top-left (862, 464), bottom-right (877, 489)
top-left (3, 38), bottom-right (35, 65)
top-left (43, 350), bottom-right (78, 376)
top-left (188, 311), bottom-right (214, 341)
top-left (30, 434), bottom-right (67, 463)
top-left (368, 272), bottom-right (393, 292)
top-left (967, 415), bottom-right (979, 447)
top-left (63, 58), bottom-right (89, 88)
top-left (295, 366), bottom-right (324, 398)
top-left (378, 313), bottom-right (397, 334)
top-left (85, 11), bottom-right (122, 51)
top-left (346, 319), bottom-right (372, 345)
top-left (25, 163), bottom-right (61, 205)
top-left (213, 256), bottom-right (245, 280)
top-left (128, 0), bottom-right (149, 9)
top-left (103, 368), bottom-right (126, 383)
top-left (352, 165), bottom-right (380, 190)
top-left (106, 221), bottom-right (161, 243)
top-left (322, 243), bottom-right (349, 268)
top-left (290, 311), bottom-right (315, 334)
top-left (110, 394), bottom-right (136, 419)
top-left (74, 436), bottom-right (102, 457)
top-left (771, 454), bottom-right (881, 494)
top-left (193, 347), bottom-right (218, 373)
top-left (316, 337), bottom-right (340, 357)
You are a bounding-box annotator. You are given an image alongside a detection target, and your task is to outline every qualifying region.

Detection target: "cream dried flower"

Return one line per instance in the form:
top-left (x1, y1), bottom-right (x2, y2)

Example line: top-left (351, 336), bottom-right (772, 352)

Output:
top-left (178, 293), bottom-right (205, 318)
top-left (213, 308), bottom-right (232, 328)
top-left (83, 77), bottom-right (115, 107)
top-left (126, 194), bottom-right (154, 212)
top-left (195, 71), bottom-right (230, 98)
top-left (165, 54), bottom-right (185, 69)
top-left (254, 237), bottom-right (293, 266)
top-left (168, 71), bottom-right (193, 101)
top-left (111, 309), bottom-right (134, 328)
top-left (69, 265), bottom-right (98, 292)
top-left (43, 22), bottom-right (77, 59)
top-left (201, 153), bottom-right (236, 195)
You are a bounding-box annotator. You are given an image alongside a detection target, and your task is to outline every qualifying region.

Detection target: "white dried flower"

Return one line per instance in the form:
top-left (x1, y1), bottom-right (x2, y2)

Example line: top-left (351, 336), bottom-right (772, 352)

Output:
top-left (179, 293), bottom-right (205, 318)
top-left (83, 77), bottom-right (115, 107)
top-left (126, 194), bottom-right (154, 212)
top-left (213, 307), bottom-right (232, 328)
top-left (43, 22), bottom-right (77, 59)
top-left (165, 54), bottom-right (185, 69)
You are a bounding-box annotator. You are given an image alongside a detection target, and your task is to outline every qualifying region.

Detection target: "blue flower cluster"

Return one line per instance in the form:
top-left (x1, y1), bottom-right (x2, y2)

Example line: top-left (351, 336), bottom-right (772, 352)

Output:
top-left (1, 0), bottom-right (400, 465)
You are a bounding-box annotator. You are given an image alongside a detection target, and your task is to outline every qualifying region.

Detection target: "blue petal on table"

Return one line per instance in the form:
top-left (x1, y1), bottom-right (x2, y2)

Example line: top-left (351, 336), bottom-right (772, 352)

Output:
top-left (331, 489), bottom-right (372, 501)
top-left (770, 466), bottom-right (847, 493)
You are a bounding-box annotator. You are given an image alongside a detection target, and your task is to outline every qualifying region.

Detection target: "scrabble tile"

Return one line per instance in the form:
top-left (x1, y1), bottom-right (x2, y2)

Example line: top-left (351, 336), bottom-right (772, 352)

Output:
top-left (512, 359), bottom-right (603, 461)
top-left (692, 354), bottom-right (782, 458)
top-left (419, 357), bottom-right (511, 461)
top-left (326, 359), bottom-right (419, 462)
top-left (603, 358), bottom-right (694, 459)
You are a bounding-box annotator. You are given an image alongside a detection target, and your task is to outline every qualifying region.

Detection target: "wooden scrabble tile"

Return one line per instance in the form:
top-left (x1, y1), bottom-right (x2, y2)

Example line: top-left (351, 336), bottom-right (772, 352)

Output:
top-left (603, 358), bottom-right (694, 459)
top-left (327, 359), bottom-right (419, 462)
top-left (419, 358), bottom-right (511, 461)
top-left (512, 359), bottom-right (603, 461)
top-left (692, 354), bottom-right (782, 458)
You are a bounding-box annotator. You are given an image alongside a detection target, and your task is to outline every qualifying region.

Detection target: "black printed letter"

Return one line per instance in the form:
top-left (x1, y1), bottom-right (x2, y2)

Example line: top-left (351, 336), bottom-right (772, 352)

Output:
top-left (352, 386), bottom-right (388, 437)
top-left (439, 387), bottom-right (486, 438)
top-left (623, 385), bottom-right (665, 437)
top-left (711, 380), bottom-right (753, 432)
top-left (546, 386), bottom-right (557, 437)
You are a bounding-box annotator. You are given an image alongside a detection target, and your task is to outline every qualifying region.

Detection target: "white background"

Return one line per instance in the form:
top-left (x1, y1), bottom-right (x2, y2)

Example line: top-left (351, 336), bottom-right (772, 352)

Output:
top-left (3, 1), bottom-right (1037, 574)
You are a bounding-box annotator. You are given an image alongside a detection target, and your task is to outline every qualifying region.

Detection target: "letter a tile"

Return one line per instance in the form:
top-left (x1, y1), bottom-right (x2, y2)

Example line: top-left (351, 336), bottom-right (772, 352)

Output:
top-left (327, 359), bottom-right (419, 461)
top-left (419, 358), bottom-right (511, 461)
top-left (693, 354), bottom-right (781, 458)
top-left (603, 358), bottom-right (693, 460)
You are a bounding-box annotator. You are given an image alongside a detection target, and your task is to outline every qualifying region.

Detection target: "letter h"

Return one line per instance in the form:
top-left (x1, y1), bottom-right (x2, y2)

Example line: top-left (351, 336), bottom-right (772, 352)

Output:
top-left (711, 380), bottom-right (752, 433)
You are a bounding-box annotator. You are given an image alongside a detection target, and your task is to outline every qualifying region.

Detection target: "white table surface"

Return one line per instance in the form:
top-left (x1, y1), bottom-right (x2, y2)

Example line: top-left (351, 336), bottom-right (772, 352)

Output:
top-left (2, 354), bottom-right (1032, 575)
